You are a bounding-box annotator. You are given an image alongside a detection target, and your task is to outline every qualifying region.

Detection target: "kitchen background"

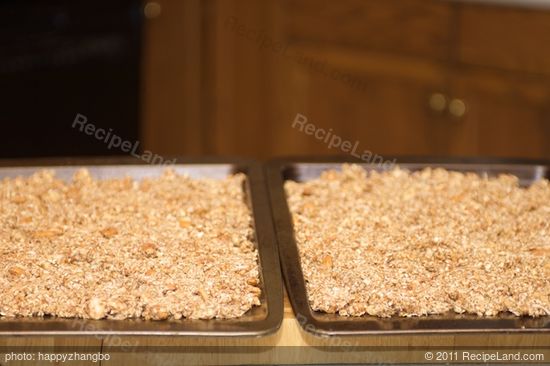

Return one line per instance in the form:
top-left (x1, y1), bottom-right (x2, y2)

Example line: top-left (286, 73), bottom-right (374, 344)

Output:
top-left (1, 0), bottom-right (549, 160)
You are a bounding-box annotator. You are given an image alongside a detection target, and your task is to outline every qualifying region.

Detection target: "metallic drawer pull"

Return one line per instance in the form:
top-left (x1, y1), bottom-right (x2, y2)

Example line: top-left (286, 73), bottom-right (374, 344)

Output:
top-left (429, 93), bottom-right (447, 112)
top-left (449, 98), bottom-right (467, 118)
top-left (144, 2), bottom-right (162, 19)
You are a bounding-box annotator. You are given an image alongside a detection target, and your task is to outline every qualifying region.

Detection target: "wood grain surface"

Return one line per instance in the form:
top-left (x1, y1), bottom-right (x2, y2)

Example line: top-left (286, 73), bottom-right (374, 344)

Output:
top-left (1, 294), bottom-right (549, 365)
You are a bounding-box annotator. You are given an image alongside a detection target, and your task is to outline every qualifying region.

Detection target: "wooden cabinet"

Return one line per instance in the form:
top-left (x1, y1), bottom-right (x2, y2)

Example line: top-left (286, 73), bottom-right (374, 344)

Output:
top-left (458, 3), bottom-right (550, 75)
top-left (451, 70), bottom-right (550, 158)
top-left (270, 45), bottom-right (473, 157)
top-left (267, 0), bottom-right (550, 159)
top-left (142, 0), bottom-right (550, 160)
top-left (284, 0), bottom-right (453, 59)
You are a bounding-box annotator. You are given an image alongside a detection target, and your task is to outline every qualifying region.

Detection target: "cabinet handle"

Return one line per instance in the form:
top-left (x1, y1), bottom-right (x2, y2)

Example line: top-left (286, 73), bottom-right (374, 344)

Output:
top-left (144, 2), bottom-right (162, 19)
top-left (428, 93), bottom-right (447, 113)
top-left (449, 98), bottom-right (467, 118)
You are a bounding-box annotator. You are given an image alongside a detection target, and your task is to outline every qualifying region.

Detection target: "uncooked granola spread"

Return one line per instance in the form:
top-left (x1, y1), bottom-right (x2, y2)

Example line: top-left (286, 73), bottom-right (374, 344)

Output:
top-left (285, 164), bottom-right (550, 318)
top-left (0, 169), bottom-right (261, 320)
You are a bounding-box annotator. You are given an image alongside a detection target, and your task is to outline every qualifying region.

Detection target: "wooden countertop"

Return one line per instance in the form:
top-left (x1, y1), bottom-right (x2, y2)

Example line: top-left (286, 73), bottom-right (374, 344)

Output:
top-left (1, 293), bottom-right (549, 365)
top-left (458, 0), bottom-right (550, 10)
top-left (0, 158), bottom-right (548, 364)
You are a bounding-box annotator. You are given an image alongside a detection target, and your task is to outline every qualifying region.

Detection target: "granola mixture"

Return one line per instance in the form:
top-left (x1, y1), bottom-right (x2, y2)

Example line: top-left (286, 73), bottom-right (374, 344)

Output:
top-left (0, 169), bottom-right (260, 320)
top-left (285, 164), bottom-right (550, 318)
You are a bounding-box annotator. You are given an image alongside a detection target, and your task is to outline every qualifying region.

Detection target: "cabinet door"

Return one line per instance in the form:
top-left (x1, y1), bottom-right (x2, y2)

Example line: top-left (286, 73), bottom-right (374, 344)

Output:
top-left (458, 3), bottom-right (550, 76)
top-left (451, 72), bottom-right (550, 159)
top-left (270, 47), bottom-right (478, 157)
top-left (284, 0), bottom-right (452, 60)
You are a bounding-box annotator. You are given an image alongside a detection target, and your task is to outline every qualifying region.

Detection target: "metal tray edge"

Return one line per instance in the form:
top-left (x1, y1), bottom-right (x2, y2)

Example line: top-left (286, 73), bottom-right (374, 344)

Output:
top-left (266, 156), bottom-right (550, 337)
top-left (0, 157), bottom-right (284, 337)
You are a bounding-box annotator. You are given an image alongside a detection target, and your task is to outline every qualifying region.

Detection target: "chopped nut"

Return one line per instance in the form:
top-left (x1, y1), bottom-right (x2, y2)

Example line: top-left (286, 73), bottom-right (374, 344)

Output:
top-left (285, 164), bottom-right (550, 318)
top-left (32, 229), bottom-right (63, 239)
top-left (448, 291), bottom-right (459, 301)
top-left (179, 219), bottom-right (191, 228)
top-left (192, 208), bottom-right (209, 217)
top-left (88, 297), bottom-right (106, 320)
top-left (0, 168), bottom-right (260, 320)
top-left (529, 247), bottom-right (550, 256)
top-left (11, 196), bottom-right (26, 204)
top-left (247, 278), bottom-right (259, 286)
top-left (68, 249), bottom-right (88, 263)
top-left (198, 288), bottom-right (208, 301)
top-left (249, 286), bottom-right (262, 295)
top-left (164, 283), bottom-right (177, 292)
top-left (321, 255), bottom-right (333, 268)
top-left (8, 266), bottom-right (25, 277)
top-left (100, 227), bottom-right (118, 239)
top-left (141, 242), bottom-right (158, 258)
top-left (148, 304), bottom-right (169, 320)
top-left (19, 216), bottom-right (32, 224)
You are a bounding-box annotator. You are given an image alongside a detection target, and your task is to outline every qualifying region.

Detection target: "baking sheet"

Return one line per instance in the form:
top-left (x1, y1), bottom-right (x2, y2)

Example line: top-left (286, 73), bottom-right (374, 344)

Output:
top-left (267, 156), bottom-right (550, 336)
top-left (0, 158), bottom-right (283, 336)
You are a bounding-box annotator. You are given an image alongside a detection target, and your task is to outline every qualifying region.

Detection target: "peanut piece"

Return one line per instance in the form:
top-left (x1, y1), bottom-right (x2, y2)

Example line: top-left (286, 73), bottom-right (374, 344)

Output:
top-left (11, 196), bottom-right (26, 204)
top-left (88, 297), bottom-right (106, 320)
top-left (19, 216), bottom-right (32, 224)
top-left (529, 247), bottom-right (550, 256)
top-left (179, 219), bottom-right (191, 228)
top-left (250, 287), bottom-right (262, 295)
top-left (198, 288), bottom-right (208, 301)
top-left (322, 255), bottom-right (333, 268)
top-left (32, 229), bottom-right (63, 239)
top-left (149, 305), bottom-right (169, 320)
top-left (247, 278), bottom-right (259, 286)
top-left (9, 266), bottom-right (25, 277)
top-left (141, 242), bottom-right (158, 258)
top-left (165, 283), bottom-right (177, 292)
top-left (448, 291), bottom-right (459, 301)
top-left (100, 227), bottom-right (118, 239)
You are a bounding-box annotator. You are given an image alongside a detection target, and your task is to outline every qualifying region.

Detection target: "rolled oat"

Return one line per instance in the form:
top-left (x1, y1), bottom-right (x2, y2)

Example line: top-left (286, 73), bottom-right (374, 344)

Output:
top-left (285, 164), bottom-right (550, 318)
top-left (0, 169), bottom-right (260, 320)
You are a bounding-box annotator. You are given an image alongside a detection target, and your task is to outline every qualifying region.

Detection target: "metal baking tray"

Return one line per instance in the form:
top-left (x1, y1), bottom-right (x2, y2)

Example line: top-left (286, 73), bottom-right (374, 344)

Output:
top-left (0, 158), bottom-right (283, 336)
top-left (267, 156), bottom-right (550, 336)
